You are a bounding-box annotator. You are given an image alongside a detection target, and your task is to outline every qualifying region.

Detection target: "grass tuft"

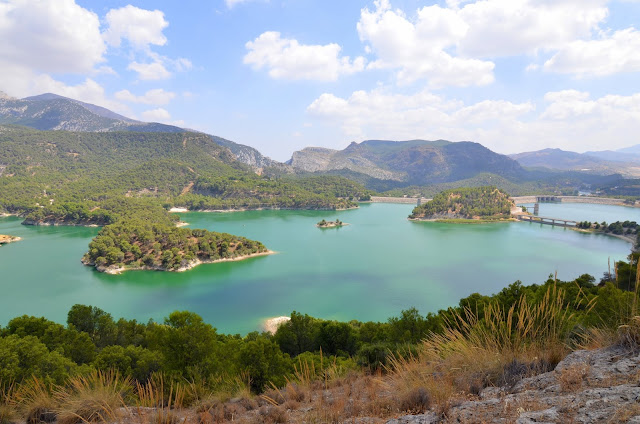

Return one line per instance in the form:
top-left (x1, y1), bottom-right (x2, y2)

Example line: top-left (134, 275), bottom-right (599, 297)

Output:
top-left (386, 284), bottom-right (586, 412)
top-left (12, 377), bottom-right (57, 424)
top-left (54, 370), bottom-right (130, 424)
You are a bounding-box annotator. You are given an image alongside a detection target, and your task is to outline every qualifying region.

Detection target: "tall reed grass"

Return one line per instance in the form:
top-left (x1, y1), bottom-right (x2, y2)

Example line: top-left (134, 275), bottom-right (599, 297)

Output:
top-left (386, 284), bottom-right (593, 412)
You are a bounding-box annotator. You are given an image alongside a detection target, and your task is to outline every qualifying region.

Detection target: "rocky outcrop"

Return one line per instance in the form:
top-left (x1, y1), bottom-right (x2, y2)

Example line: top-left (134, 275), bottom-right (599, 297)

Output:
top-left (0, 234), bottom-right (21, 244)
top-left (387, 345), bottom-right (640, 423)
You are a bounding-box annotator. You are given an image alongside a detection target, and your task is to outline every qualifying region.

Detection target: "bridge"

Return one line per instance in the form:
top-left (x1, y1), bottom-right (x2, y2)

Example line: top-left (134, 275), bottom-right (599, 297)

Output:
top-left (516, 214), bottom-right (578, 227)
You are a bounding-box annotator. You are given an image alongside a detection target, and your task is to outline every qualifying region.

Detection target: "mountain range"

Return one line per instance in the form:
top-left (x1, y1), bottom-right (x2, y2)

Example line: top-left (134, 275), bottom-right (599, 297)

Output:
top-left (1, 90), bottom-right (639, 191)
top-left (0, 92), bottom-right (278, 170)
top-left (287, 139), bottom-right (527, 188)
top-left (509, 148), bottom-right (640, 177)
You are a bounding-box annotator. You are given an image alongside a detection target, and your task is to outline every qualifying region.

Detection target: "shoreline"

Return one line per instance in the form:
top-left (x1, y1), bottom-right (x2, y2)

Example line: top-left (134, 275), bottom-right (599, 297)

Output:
top-left (170, 206), bottom-right (359, 213)
top-left (0, 235), bottom-right (22, 245)
top-left (84, 250), bottom-right (276, 275)
top-left (571, 227), bottom-right (637, 245)
top-left (21, 219), bottom-right (100, 227)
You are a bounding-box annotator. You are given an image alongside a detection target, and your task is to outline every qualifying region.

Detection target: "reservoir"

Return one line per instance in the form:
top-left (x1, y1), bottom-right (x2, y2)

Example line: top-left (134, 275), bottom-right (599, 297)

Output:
top-left (0, 202), bottom-right (635, 334)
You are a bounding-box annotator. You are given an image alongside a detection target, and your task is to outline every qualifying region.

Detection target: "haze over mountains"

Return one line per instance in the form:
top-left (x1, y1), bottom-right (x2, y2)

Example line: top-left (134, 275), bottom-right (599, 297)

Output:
top-left (1, 91), bottom-right (639, 191)
top-left (510, 148), bottom-right (640, 177)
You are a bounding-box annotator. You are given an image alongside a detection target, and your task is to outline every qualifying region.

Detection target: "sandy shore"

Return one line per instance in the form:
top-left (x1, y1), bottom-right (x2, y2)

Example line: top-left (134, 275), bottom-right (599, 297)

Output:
top-left (262, 316), bottom-right (291, 334)
top-left (0, 235), bottom-right (21, 244)
top-left (87, 250), bottom-right (275, 274)
top-left (169, 207), bottom-right (189, 213)
top-left (175, 221), bottom-right (189, 227)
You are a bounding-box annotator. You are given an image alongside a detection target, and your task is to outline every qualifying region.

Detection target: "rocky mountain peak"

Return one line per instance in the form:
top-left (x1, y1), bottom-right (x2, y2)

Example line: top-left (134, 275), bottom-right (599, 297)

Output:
top-left (0, 90), bottom-right (15, 100)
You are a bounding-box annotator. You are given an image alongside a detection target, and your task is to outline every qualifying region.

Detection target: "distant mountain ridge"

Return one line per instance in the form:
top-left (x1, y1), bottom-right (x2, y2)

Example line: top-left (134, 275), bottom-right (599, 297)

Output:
top-left (288, 139), bottom-right (526, 187)
top-left (0, 92), bottom-right (279, 170)
top-left (510, 147), bottom-right (640, 177)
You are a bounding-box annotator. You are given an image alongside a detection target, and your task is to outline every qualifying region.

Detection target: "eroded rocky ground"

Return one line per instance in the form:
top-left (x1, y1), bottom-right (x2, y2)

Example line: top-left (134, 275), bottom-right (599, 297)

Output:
top-left (389, 345), bottom-right (640, 424)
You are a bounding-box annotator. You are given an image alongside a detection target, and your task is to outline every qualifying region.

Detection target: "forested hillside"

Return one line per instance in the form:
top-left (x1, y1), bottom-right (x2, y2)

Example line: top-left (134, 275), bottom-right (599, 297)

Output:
top-left (0, 126), bottom-right (369, 217)
top-left (0, 126), bottom-right (370, 271)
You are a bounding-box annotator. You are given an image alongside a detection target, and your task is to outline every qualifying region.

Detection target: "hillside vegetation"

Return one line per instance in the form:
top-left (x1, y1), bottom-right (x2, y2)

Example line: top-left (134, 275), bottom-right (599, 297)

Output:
top-left (1, 259), bottom-right (639, 422)
top-left (0, 126), bottom-right (370, 271)
top-left (410, 186), bottom-right (514, 220)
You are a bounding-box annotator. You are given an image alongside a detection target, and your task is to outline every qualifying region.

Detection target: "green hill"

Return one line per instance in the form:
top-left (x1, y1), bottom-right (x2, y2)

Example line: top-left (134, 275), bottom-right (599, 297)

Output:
top-left (0, 126), bottom-right (370, 272)
top-left (410, 186), bottom-right (514, 220)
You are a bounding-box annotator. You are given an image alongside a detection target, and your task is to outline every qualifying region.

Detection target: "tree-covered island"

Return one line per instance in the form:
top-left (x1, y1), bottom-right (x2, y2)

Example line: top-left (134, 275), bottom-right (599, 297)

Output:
top-left (316, 218), bottom-right (348, 228)
top-left (82, 221), bottom-right (270, 274)
top-left (409, 186), bottom-right (515, 222)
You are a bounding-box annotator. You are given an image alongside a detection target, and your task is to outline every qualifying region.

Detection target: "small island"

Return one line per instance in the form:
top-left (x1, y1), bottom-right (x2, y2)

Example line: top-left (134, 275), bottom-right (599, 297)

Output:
top-left (0, 234), bottom-right (21, 245)
top-left (82, 222), bottom-right (271, 274)
top-left (409, 186), bottom-right (514, 222)
top-left (317, 219), bottom-right (349, 228)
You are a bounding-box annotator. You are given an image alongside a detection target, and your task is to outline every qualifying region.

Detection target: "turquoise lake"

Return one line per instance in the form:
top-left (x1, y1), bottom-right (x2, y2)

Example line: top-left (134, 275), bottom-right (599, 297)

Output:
top-left (0, 202), bottom-right (636, 334)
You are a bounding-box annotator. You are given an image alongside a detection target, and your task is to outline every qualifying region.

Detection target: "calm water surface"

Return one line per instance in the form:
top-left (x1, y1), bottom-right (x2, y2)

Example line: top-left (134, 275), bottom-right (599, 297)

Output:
top-left (0, 203), bottom-right (635, 334)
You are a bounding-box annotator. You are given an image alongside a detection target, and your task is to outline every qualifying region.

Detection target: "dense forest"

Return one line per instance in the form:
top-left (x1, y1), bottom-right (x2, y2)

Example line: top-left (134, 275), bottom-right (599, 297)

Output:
top-left (0, 126), bottom-right (370, 218)
top-left (409, 186), bottom-right (514, 220)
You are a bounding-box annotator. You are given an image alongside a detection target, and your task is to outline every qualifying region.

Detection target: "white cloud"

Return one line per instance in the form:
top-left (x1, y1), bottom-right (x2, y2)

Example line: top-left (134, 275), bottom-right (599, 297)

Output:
top-left (357, 0), bottom-right (495, 87)
top-left (244, 31), bottom-right (366, 81)
top-left (173, 58), bottom-right (193, 72)
top-left (140, 107), bottom-right (184, 126)
top-left (25, 75), bottom-right (131, 116)
top-left (355, 0), bottom-right (623, 83)
top-left (115, 89), bottom-right (176, 105)
top-left (544, 28), bottom-right (640, 76)
top-left (226, 0), bottom-right (254, 7)
top-left (457, 0), bottom-right (609, 57)
top-left (142, 108), bottom-right (171, 122)
top-left (127, 61), bottom-right (171, 80)
top-left (103, 5), bottom-right (168, 49)
top-left (0, 0), bottom-right (132, 115)
top-left (307, 87), bottom-right (640, 153)
top-left (0, 0), bottom-right (105, 74)
top-left (103, 6), bottom-right (191, 81)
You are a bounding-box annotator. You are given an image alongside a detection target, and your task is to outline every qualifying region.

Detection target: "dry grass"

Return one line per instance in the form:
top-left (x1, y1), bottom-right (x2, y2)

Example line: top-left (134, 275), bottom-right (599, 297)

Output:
top-left (0, 382), bottom-right (16, 424)
top-left (134, 374), bottom-right (188, 424)
top-left (254, 405), bottom-right (287, 424)
top-left (385, 284), bottom-right (588, 414)
top-left (11, 377), bottom-right (57, 424)
top-left (557, 364), bottom-right (589, 392)
top-left (54, 370), bottom-right (130, 424)
top-left (609, 403), bottom-right (640, 423)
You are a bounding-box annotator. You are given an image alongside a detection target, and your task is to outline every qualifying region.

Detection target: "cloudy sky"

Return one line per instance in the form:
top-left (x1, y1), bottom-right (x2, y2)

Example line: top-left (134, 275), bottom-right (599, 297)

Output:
top-left (1, 0), bottom-right (639, 160)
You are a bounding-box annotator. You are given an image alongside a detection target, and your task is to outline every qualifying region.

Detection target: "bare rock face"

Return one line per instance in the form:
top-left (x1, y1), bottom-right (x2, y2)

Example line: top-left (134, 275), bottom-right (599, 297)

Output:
top-left (0, 91), bottom-right (15, 100)
top-left (387, 345), bottom-right (640, 424)
top-left (288, 139), bottom-right (526, 186)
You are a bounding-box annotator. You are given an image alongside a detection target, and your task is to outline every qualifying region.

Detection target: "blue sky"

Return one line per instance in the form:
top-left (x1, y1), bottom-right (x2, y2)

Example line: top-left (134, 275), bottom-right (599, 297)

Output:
top-left (1, 0), bottom-right (639, 161)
